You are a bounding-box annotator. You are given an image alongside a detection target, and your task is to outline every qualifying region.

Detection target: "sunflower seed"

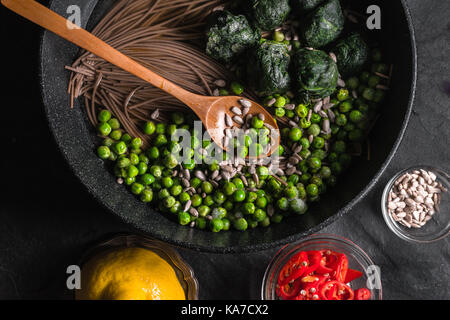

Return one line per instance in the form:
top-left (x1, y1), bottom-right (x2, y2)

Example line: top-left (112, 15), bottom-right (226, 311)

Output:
top-left (266, 98), bottom-right (277, 107)
top-left (313, 101), bottom-right (323, 113)
top-left (194, 170), bottom-right (206, 181)
top-left (329, 52), bottom-right (337, 63)
top-left (189, 207), bottom-right (199, 217)
top-left (239, 99), bottom-right (252, 108)
top-left (213, 88), bottom-right (220, 96)
top-left (285, 104), bottom-right (296, 110)
top-left (151, 109), bottom-right (160, 120)
top-left (214, 79), bottom-right (226, 87)
top-left (231, 106), bottom-right (242, 115)
top-left (258, 113), bottom-right (265, 121)
top-left (184, 200), bottom-right (192, 212)
top-left (337, 79), bottom-right (346, 87)
top-left (225, 114), bottom-right (233, 127)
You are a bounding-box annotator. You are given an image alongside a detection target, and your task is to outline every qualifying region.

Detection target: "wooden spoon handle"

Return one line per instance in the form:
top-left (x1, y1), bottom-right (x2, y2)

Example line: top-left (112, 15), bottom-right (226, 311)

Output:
top-left (2, 0), bottom-right (200, 106)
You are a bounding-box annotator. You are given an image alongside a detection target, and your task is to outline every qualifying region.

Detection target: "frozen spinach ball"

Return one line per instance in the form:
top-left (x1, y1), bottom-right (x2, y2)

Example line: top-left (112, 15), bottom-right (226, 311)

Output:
top-left (292, 0), bottom-right (325, 13)
top-left (301, 0), bottom-right (344, 48)
top-left (333, 33), bottom-right (369, 78)
top-left (246, 41), bottom-right (291, 96)
top-left (292, 48), bottom-right (339, 100)
top-left (247, 0), bottom-right (291, 31)
top-left (206, 10), bottom-right (260, 64)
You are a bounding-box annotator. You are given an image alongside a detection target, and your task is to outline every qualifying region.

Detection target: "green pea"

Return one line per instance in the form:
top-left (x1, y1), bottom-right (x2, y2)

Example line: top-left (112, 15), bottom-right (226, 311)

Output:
top-left (274, 96), bottom-right (286, 108)
top-left (163, 196), bottom-right (176, 208)
top-left (179, 192), bottom-right (190, 204)
top-left (362, 88), bottom-right (376, 101)
top-left (141, 174), bottom-right (155, 186)
top-left (203, 195), bottom-right (214, 207)
top-left (178, 212), bottom-right (191, 226)
top-left (214, 191), bottom-right (226, 205)
top-left (219, 88), bottom-right (229, 96)
top-left (249, 143), bottom-right (264, 157)
top-left (339, 153), bottom-right (352, 168)
top-left (223, 182), bottom-right (237, 196)
top-left (138, 162), bottom-right (148, 175)
top-left (271, 214), bottom-right (283, 224)
top-left (191, 194), bottom-right (202, 207)
top-left (97, 146), bottom-right (111, 160)
top-left (255, 196), bottom-right (267, 209)
top-left (126, 165), bottom-right (139, 178)
top-left (223, 200), bottom-right (234, 211)
top-left (130, 137), bottom-right (142, 150)
top-left (97, 122), bottom-right (112, 136)
top-left (108, 118), bottom-right (120, 130)
top-left (230, 81), bottom-right (244, 95)
top-left (273, 30), bottom-right (285, 42)
top-left (337, 89), bottom-right (349, 101)
top-left (296, 104), bottom-right (309, 118)
top-left (286, 110), bottom-right (295, 118)
top-left (307, 124), bottom-right (321, 137)
top-left (312, 136), bottom-right (325, 149)
top-left (155, 123), bottom-right (166, 134)
top-left (145, 148), bottom-right (158, 161)
top-left (201, 181), bottom-right (213, 194)
top-left (109, 130), bottom-right (122, 141)
top-left (222, 218), bottom-right (231, 231)
top-left (289, 127), bottom-right (302, 142)
top-left (190, 177), bottom-right (202, 189)
top-left (234, 190), bottom-right (246, 202)
top-left (347, 77), bottom-right (359, 89)
top-left (339, 101), bottom-right (353, 113)
top-left (154, 134), bottom-right (168, 147)
top-left (251, 116), bottom-right (264, 129)
top-left (254, 209), bottom-right (266, 222)
top-left (197, 205), bottom-right (210, 217)
top-left (131, 182), bottom-right (144, 195)
top-left (183, 159), bottom-right (195, 170)
top-left (161, 177), bottom-right (173, 188)
top-left (149, 165), bottom-right (163, 178)
top-left (210, 218), bottom-right (224, 232)
top-left (171, 112), bottom-right (185, 125)
top-left (233, 218), bottom-right (248, 231)
top-left (310, 113), bottom-right (322, 124)
top-left (319, 166), bottom-right (332, 179)
top-left (196, 217), bottom-right (206, 229)
top-left (140, 189), bottom-right (153, 203)
top-left (275, 107), bottom-right (285, 117)
top-left (331, 161), bottom-right (343, 175)
top-left (247, 192), bottom-right (258, 203)
top-left (129, 153), bottom-right (139, 165)
top-left (98, 109), bottom-right (111, 123)
top-left (164, 154), bottom-right (178, 169)
top-left (299, 137), bottom-right (310, 150)
top-left (300, 118), bottom-right (311, 129)
top-left (285, 186), bottom-right (298, 199)
top-left (290, 198), bottom-right (308, 214)
top-left (349, 110), bottom-right (364, 123)
top-left (306, 183), bottom-right (319, 197)
top-left (243, 202), bottom-right (256, 215)
top-left (336, 113), bottom-right (348, 127)
top-left (143, 121), bottom-right (156, 135)
top-left (368, 75), bottom-right (380, 88)
top-left (257, 166), bottom-right (269, 179)
top-left (166, 124), bottom-right (177, 137)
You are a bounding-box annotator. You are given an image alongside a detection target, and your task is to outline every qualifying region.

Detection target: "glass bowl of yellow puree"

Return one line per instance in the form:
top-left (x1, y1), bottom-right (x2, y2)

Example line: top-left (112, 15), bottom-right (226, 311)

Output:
top-left (75, 234), bottom-right (198, 300)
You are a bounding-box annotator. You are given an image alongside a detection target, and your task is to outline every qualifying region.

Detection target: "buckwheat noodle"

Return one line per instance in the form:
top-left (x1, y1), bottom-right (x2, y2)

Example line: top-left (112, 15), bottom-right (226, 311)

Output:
top-left (68, 0), bottom-right (257, 147)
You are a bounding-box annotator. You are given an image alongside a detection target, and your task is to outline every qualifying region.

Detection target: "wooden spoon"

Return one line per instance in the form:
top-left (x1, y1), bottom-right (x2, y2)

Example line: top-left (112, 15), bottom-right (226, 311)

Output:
top-left (2, 0), bottom-right (280, 156)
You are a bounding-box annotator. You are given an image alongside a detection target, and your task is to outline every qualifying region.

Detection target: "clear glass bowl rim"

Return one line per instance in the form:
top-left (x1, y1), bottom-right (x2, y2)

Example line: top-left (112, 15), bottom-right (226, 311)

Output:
top-left (77, 233), bottom-right (199, 300)
top-left (261, 233), bottom-right (382, 300)
top-left (381, 165), bottom-right (450, 243)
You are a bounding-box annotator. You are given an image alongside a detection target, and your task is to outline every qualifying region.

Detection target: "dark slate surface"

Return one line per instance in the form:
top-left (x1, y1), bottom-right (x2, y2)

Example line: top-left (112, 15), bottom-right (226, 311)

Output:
top-left (0, 0), bottom-right (448, 300)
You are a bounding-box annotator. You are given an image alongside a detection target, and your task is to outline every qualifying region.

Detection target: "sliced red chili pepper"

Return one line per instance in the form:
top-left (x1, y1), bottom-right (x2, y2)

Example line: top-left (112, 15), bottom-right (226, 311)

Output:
top-left (278, 251), bottom-right (308, 285)
top-left (334, 254), bottom-right (349, 282)
top-left (344, 268), bottom-right (363, 283)
top-left (319, 281), bottom-right (354, 300)
top-left (280, 251), bottom-right (309, 285)
top-left (317, 250), bottom-right (340, 274)
top-left (355, 288), bottom-right (371, 300)
top-left (279, 278), bottom-right (302, 300)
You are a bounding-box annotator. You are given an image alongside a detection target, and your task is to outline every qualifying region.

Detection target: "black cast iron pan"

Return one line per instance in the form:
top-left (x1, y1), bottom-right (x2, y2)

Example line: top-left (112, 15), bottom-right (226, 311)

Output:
top-left (39, 0), bottom-right (416, 253)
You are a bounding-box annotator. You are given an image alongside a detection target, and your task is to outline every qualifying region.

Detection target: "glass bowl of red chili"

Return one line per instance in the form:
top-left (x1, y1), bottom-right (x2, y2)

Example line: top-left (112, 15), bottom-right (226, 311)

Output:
top-left (261, 234), bottom-right (382, 300)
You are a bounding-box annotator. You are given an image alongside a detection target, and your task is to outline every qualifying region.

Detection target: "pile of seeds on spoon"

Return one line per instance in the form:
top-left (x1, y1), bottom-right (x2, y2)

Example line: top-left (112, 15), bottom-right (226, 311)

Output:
top-left (387, 169), bottom-right (447, 229)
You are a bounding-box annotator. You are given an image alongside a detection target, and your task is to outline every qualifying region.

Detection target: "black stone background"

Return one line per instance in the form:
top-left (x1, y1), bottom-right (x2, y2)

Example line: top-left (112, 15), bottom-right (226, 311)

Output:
top-left (0, 0), bottom-right (449, 300)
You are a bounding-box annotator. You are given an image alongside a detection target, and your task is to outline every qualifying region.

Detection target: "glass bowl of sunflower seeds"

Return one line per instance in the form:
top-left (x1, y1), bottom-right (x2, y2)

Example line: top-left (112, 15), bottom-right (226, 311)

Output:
top-left (381, 166), bottom-right (450, 243)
